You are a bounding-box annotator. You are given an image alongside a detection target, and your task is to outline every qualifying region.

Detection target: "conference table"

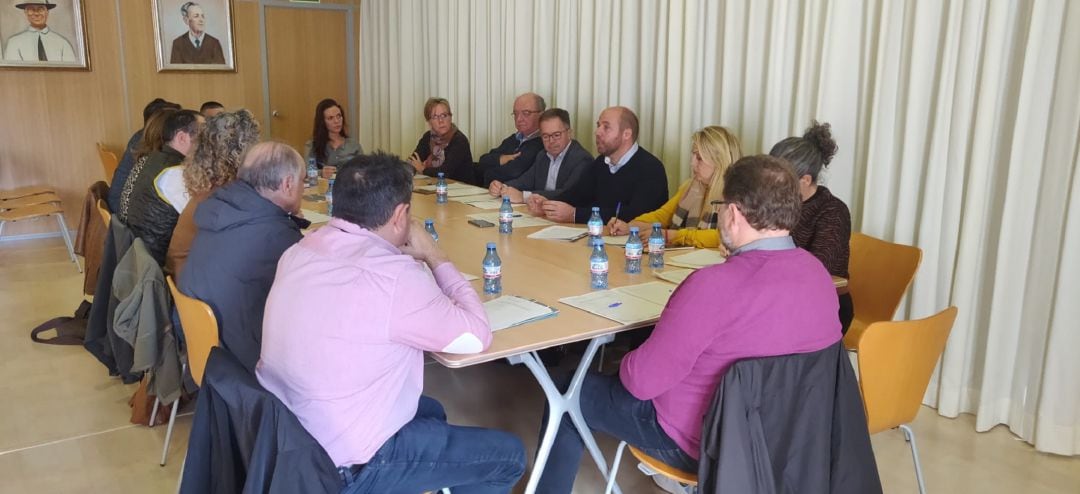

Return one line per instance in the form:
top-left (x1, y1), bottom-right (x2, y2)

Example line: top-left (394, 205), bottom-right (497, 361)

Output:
top-left (301, 176), bottom-right (846, 494)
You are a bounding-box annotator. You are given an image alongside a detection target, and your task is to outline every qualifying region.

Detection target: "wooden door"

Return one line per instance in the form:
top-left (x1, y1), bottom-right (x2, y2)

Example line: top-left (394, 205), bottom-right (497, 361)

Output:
top-left (265, 6), bottom-right (350, 152)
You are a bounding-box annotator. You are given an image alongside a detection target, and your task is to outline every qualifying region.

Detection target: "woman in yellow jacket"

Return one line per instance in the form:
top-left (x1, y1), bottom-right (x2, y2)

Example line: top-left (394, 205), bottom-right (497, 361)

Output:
top-left (609, 125), bottom-right (742, 250)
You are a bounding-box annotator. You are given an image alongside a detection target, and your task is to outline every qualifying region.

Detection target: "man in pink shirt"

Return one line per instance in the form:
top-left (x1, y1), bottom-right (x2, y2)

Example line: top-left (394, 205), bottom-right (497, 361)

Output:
top-left (536, 155), bottom-right (842, 493)
top-left (257, 153), bottom-right (526, 493)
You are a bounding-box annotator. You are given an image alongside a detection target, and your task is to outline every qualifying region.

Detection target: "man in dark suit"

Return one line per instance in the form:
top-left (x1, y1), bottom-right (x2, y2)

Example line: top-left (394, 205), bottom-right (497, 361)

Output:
top-left (169, 2), bottom-right (225, 64)
top-left (475, 92), bottom-right (546, 186)
top-left (488, 108), bottom-right (593, 204)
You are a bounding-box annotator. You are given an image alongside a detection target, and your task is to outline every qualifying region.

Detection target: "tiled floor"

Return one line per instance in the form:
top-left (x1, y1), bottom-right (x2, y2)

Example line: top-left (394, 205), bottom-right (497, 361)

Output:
top-left (1, 237), bottom-right (1078, 493)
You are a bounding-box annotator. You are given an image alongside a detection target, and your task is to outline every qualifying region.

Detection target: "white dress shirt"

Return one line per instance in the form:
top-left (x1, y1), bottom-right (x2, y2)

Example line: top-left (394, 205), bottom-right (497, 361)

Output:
top-left (4, 27), bottom-right (76, 62)
top-left (604, 143), bottom-right (639, 174)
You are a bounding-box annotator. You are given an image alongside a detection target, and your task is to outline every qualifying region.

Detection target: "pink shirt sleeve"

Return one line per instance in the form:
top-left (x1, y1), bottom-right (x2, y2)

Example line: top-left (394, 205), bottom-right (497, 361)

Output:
top-left (387, 261), bottom-right (492, 353)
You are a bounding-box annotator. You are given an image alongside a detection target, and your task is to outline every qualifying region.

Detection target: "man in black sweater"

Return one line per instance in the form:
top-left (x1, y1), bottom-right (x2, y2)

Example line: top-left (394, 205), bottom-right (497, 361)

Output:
top-left (476, 92), bottom-right (546, 186)
top-left (529, 106), bottom-right (668, 224)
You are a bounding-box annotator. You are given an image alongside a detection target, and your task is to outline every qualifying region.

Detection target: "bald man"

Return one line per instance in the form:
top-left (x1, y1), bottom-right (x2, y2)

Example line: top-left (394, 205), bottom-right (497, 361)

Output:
top-left (476, 92), bottom-right (547, 186)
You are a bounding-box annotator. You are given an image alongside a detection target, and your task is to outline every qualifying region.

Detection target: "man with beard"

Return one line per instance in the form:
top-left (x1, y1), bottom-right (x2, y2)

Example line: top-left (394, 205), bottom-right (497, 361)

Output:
top-left (533, 155), bottom-right (842, 492)
top-left (528, 106), bottom-right (668, 224)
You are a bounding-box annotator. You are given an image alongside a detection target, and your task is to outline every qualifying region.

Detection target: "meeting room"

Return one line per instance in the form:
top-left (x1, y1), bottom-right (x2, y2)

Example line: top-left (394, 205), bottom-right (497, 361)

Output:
top-left (1, 0), bottom-right (1078, 493)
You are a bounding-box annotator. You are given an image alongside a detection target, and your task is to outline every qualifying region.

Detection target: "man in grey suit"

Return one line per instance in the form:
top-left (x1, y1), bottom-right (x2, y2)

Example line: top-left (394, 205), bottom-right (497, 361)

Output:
top-left (488, 108), bottom-right (593, 205)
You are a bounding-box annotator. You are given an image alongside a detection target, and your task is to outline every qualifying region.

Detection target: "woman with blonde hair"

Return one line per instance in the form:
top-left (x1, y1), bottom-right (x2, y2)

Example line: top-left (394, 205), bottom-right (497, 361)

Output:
top-left (166, 109), bottom-right (261, 276)
top-left (610, 125), bottom-right (742, 250)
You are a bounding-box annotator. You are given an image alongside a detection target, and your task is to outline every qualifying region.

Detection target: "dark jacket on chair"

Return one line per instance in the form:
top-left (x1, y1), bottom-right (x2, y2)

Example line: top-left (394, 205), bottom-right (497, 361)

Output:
top-left (75, 181), bottom-right (110, 296)
top-left (697, 341), bottom-right (882, 494)
top-left (181, 347), bottom-right (342, 494)
top-left (84, 218), bottom-right (142, 383)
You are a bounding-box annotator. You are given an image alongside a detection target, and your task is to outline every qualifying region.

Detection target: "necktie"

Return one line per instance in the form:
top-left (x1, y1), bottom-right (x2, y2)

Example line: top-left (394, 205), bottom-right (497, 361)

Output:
top-left (195, 38), bottom-right (201, 49)
top-left (37, 35), bottom-right (47, 61)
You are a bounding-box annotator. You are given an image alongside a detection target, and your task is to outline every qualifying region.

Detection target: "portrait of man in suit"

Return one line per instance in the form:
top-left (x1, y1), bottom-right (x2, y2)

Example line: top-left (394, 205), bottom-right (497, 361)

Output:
top-left (1, 0), bottom-right (88, 68)
top-left (169, 1), bottom-right (224, 64)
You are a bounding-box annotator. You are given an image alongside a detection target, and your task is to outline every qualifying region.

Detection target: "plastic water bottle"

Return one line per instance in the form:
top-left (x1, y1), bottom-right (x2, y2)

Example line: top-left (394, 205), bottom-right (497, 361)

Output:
top-left (499, 196), bottom-right (514, 234)
top-left (306, 158), bottom-right (318, 187)
top-left (482, 242), bottom-right (502, 295)
top-left (326, 176), bottom-right (335, 216)
top-left (424, 218), bottom-right (438, 242)
top-left (435, 173), bottom-right (448, 204)
top-left (587, 207), bottom-right (603, 240)
top-left (648, 222), bottom-right (665, 268)
top-left (589, 237), bottom-right (609, 289)
top-left (624, 227), bottom-right (642, 274)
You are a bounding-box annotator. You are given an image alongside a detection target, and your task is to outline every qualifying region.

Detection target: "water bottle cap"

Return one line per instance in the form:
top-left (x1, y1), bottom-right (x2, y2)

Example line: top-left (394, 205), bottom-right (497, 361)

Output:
top-left (502, 195), bottom-right (510, 201)
top-left (629, 227), bottom-right (639, 234)
top-left (424, 219), bottom-right (433, 225)
top-left (486, 242), bottom-right (496, 249)
top-left (437, 172), bottom-right (445, 178)
top-left (592, 207), bottom-right (600, 212)
top-left (652, 222), bottom-right (662, 228)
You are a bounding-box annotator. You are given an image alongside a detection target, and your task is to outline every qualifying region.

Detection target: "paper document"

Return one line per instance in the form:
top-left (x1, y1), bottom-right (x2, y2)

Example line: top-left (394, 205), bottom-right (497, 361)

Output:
top-left (447, 187), bottom-right (492, 198)
top-left (559, 288), bottom-right (666, 325)
top-left (300, 209), bottom-right (332, 225)
top-left (666, 249), bottom-right (726, 269)
top-left (483, 295), bottom-right (559, 331)
top-left (616, 281), bottom-right (677, 307)
top-left (462, 272), bottom-right (479, 281)
top-left (453, 194), bottom-right (524, 210)
top-left (467, 212), bottom-right (553, 228)
top-left (653, 268), bottom-right (695, 285)
top-left (602, 236), bottom-right (628, 246)
top-left (527, 226), bottom-right (589, 241)
top-left (416, 182), bottom-right (478, 192)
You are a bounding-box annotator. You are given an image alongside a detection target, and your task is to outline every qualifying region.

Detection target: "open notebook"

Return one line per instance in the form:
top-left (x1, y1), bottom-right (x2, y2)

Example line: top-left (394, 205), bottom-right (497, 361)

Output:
top-left (666, 249), bottom-right (727, 269)
top-left (559, 281), bottom-right (677, 325)
top-left (484, 295), bottom-right (559, 331)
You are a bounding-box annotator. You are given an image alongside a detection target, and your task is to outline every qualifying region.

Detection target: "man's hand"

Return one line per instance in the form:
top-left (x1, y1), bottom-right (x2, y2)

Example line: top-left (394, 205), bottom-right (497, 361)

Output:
top-left (527, 193), bottom-right (547, 216)
top-left (321, 165), bottom-right (337, 179)
top-left (400, 220), bottom-right (450, 268)
top-left (608, 219), bottom-right (629, 235)
top-left (498, 152), bottom-right (522, 165)
top-left (503, 186), bottom-right (524, 203)
top-left (541, 200), bottom-right (576, 223)
top-left (407, 152), bottom-right (425, 173)
top-left (488, 180), bottom-right (505, 197)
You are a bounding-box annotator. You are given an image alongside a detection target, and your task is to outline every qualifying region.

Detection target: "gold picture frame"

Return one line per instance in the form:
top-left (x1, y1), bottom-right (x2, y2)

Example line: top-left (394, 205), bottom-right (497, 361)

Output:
top-left (0, 0), bottom-right (90, 70)
top-left (151, 0), bottom-right (235, 72)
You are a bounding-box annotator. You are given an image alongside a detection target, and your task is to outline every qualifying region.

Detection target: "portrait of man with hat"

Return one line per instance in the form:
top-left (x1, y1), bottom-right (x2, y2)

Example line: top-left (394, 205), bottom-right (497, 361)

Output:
top-left (3, 0), bottom-right (77, 63)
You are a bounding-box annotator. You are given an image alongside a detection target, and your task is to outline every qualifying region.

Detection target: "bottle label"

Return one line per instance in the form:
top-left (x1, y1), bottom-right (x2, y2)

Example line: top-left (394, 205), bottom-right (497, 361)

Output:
top-left (499, 211), bottom-right (513, 224)
top-left (590, 260), bottom-right (609, 274)
top-left (436, 185), bottom-right (448, 194)
top-left (588, 223), bottom-right (602, 236)
top-left (483, 265), bottom-right (501, 279)
top-left (649, 239), bottom-right (665, 255)
top-left (625, 245), bottom-right (642, 259)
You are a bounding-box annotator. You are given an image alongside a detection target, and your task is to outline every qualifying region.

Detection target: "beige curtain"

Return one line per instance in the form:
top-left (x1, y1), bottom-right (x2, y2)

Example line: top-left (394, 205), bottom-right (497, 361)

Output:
top-left (359, 0), bottom-right (1080, 456)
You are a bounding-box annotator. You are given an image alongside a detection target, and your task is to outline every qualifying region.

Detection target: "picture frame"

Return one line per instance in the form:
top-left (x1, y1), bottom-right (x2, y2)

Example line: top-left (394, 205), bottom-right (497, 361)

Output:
top-left (0, 0), bottom-right (89, 70)
top-left (151, 0), bottom-right (235, 72)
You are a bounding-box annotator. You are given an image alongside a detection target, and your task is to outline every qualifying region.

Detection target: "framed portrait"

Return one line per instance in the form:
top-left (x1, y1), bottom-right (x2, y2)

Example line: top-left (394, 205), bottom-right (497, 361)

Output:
top-left (0, 0), bottom-right (89, 69)
top-left (152, 0), bottom-right (235, 72)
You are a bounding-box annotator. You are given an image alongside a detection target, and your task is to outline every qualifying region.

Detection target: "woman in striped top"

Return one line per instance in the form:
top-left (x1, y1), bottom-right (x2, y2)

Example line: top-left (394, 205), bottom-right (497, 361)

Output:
top-left (770, 121), bottom-right (854, 333)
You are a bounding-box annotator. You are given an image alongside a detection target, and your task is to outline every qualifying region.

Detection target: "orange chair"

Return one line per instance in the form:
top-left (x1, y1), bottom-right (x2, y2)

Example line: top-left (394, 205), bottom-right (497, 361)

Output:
top-left (0, 186), bottom-right (55, 201)
top-left (156, 276), bottom-right (219, 466)
top-left (96, 199), bottom-right (111, 230)
top-left (97, 142), bottom-right (120, 182)
top-left (844, 233), bottom-right (923, 349)
top-left (857, 306), bottom-right (958, 494)
top-left (605, 444), bottom-right (696, 494)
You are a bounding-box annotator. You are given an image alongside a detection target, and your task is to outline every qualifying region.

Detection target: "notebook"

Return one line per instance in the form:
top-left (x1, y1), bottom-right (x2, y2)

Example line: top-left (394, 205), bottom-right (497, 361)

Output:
top-left (666, 249), bottom-right (727, 269)
top-left (527, 226), bottom-right (589, 241)
top-left (559, 281), bottom-right (677, 325)
top-left (484, 295), bottom-right (559, 331)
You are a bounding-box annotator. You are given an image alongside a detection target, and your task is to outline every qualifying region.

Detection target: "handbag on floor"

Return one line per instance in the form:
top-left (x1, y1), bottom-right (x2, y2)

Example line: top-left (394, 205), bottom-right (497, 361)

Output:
top-left (29, 300), bottom-right (92, 345)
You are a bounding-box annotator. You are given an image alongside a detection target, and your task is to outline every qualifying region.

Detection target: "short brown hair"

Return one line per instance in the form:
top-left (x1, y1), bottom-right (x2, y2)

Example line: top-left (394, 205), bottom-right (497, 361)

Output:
top-left (722, 155), bottom-right (801, 231)
top-left (615, 106), bottom-right (639, 141)
top-left (539, 108), bottom-right (571, 128)
top-left (423, 97), bottom-right (451, 120)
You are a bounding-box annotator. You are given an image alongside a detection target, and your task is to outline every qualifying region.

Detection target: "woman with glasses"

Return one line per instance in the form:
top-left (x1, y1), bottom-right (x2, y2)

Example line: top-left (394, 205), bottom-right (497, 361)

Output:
top-left (304, 98), bottom-right (363, 178)
top-left (769, 120), bottom-right (853, 333)
top-left (609, 125), bottom-right (742, 251)
top-left (408, 97), bottom-right (475, 184)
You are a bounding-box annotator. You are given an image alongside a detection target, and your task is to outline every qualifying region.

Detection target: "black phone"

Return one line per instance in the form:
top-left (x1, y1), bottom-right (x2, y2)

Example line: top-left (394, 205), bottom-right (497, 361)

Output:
top-left (468, 219), bottom-right (495, 228)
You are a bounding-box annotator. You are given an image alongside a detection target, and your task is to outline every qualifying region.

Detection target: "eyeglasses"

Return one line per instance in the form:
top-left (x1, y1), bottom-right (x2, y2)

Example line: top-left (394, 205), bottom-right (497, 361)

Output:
top-left (511, 110), bottom-right (541, 119)
top-left (710, 200), bottom-right (729, 206)
top-left (429, 112), bottom-right (452, 122)
top-left (541, 130), bottom-right (569, 141)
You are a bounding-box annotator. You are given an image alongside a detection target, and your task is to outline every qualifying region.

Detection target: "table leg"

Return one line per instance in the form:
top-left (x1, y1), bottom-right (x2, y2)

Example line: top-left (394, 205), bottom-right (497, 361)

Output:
top-left (507, 335), bottom-right (622, 494)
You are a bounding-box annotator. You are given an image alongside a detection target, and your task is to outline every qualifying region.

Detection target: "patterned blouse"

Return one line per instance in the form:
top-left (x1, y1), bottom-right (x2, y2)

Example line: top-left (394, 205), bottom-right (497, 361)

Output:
top-left (792, 186), bottom-right (851, 278)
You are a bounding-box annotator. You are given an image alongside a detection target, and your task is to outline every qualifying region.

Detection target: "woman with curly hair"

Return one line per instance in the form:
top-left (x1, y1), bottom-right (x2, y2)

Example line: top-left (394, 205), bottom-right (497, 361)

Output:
top-left (769, 120), bottom-right (854, 333)
top-left (166, 109), bottom-right (261, 276)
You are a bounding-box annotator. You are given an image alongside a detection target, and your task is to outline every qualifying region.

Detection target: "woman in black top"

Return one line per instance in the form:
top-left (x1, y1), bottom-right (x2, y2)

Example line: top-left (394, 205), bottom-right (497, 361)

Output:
top-left (408, 97), bottom-right (475, 184)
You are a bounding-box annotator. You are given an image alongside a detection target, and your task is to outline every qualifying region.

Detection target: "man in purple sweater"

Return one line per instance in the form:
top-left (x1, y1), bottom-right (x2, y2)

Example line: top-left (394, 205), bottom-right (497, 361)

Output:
top-left (536, 155), bottom-right (842, 493)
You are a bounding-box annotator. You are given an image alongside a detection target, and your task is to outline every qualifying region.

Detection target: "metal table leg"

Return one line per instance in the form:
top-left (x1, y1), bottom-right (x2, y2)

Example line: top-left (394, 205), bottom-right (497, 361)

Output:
top-left (507, 334), bottom-right (622, 494)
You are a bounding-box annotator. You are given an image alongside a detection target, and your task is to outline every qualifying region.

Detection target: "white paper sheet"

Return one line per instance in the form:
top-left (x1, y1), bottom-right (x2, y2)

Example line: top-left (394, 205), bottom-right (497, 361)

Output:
top-left (666, 249), bottom-right (727, 269)
top-left (467, 212), bottom-right (554, 228)
top-left (559, 289), bottom-right (666, 325)
top-left (653, 268), bottom-right (695, 285)
top-left (483, 295), bottom-right (559, 331)
top-left (527, 226), bottom-right (590, 241)
top-left (615, 281), bottom-right (677, 307)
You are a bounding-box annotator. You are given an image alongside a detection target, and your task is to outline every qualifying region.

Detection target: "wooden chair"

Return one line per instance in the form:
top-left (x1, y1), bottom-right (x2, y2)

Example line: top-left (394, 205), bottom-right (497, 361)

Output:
top-left (0, 185), bottom-right (55, 201)
top-left (96, 199), bottom-right (111, 230)
top-left (157, 276), bottom-right (219, 466)
top-left (856, 306), bottom-right (958, 494)
top-left (605, 443), bottom-right (696, 493)
top-left (843, 232), bottom-right (923, 349)
top-left (0, 203), bottom-right (81, 273)
top-left (97, 142), bottom-right (120, 182)
top-left (0, 192), bottom-right (62, 210)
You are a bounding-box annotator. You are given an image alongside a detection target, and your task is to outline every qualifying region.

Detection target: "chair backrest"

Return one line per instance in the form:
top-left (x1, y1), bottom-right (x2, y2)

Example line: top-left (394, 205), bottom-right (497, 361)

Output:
top-left (166, 275), bottom-right (219, 386)
top-left (96, 198), bottom-right (111, 230)
top-left (857, 306), bottom-right (958, 434)
top-left (844, 232), bottom-right (923, 347)
top-left (97, 142), bottom-right (120, 182)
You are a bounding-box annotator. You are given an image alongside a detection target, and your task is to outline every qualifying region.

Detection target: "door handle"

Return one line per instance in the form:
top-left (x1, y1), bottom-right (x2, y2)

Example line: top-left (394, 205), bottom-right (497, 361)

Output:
top-left (271, 110), bottom-right (280, 117)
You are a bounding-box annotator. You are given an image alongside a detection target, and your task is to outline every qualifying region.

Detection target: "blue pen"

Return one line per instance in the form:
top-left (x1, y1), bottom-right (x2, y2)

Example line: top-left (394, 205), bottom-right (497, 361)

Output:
top-left (612, 202), bottom-right (622, 225)
top-left (608, 302), bottom-right (622, 308)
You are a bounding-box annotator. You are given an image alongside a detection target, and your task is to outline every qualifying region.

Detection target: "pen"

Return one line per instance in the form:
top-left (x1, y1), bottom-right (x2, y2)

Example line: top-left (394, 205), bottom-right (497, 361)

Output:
top-left (611, 202), bottom-right (622, 225)
top-left (608, 302), bottom-right (622, 308)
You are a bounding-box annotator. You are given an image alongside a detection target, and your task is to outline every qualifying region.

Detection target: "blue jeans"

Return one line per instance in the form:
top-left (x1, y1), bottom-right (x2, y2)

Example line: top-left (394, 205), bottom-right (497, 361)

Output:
top-left (339, 396), bottom-right (526, 494)
top-left (536, 373), bottom-right (698, 493)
